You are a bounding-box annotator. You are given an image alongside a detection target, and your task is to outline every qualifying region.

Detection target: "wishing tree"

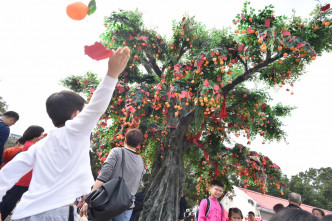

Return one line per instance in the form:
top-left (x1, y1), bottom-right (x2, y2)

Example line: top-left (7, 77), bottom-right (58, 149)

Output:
top-left (62, 2), bottom-right (331, 220)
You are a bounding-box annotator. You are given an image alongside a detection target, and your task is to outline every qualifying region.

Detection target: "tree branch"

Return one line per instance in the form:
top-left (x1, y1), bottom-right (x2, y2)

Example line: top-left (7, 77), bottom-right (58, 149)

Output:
top-left (143, 47), bottom-right (162, 78)
top-left (173, 109), bottom-right (195, 139)
top-left (222, 53), bottom-right (283, 95)
top-left (236, 54), bottom-right (248, 72)
top-left (142, 57), bottom-right (154, 74)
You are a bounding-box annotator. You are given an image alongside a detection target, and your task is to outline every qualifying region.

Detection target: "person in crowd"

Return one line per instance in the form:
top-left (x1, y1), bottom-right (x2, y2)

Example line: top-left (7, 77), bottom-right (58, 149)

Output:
top-left (0, 125), bottom-right (44, 220)
top-left (179, 192), bottom-right (187, 221)
top-left (1, 137), bottom-right (25, 169)
top-left (0, 46), bottom-right (130, 221)
top-left (80, 128), bottom-right (145, 221)
top-left (322, 214), bottom-right (332, 221)
top-left (273, 203), bottom-right (285, 213)
top-left (312, 208), bottom-right (325, 219)
top-left (0, 111), bottom-right (19, 163)
top-left (248, 211), bottom-right (255, 221)
top-left (269, 208), bottom-right (320, 221)
top-left (198, 180), bottom-right (226, 221)
top-left (228, 207), bottom-right (243, 221)
top-left (286, 192), bottom-right (302, 209)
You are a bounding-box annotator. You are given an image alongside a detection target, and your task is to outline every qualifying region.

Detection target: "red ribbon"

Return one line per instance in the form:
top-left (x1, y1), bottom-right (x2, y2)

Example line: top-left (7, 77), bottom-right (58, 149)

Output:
top-left (219, 95), bottom-right (228, 120)
top-left (186, 122), bottom-right (220, 176)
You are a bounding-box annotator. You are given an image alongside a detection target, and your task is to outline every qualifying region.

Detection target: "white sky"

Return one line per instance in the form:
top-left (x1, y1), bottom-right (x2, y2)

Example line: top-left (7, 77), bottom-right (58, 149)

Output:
top-left (0, 0), bottom-right (331, 177)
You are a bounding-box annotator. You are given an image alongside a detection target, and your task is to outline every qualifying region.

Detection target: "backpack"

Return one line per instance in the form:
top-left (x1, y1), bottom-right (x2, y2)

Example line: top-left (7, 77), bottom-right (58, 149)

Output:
top-left (197, 198), bottom-right (223, 218)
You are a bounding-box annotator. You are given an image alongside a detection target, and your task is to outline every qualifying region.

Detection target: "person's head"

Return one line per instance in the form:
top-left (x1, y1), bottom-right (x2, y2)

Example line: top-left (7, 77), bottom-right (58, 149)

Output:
top-left (0, 111), bottom-right (19, 126)
top-left (21, 125), bottom-right (45, 143)
top-left (15, 137), bottom-right (25, 147)
top-left (270, 208), bottom-right (320, 221)
top-left (46, 91), bottom-right (85, 127)
top-left (288, 192), bottom-right (302, 207)
top-left (209, 180), bottom-right (224, 200)
top-left (322, 214), bottom-right (332, 221)
top-left (312, 208), bottom-right (325, 218)
top-left (228, 207), bottom-right (243, 221)
top-left (248, 211), bottom-right (255, 221)
top-left (124, 128), bottom-right (143, 148)
top-left (273, 203), bottom-right (285, 213)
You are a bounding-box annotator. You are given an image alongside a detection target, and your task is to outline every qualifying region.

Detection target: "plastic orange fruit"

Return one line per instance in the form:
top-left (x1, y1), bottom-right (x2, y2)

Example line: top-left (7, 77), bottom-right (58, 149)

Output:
top-left (66, 2), bottom-right (89, 20)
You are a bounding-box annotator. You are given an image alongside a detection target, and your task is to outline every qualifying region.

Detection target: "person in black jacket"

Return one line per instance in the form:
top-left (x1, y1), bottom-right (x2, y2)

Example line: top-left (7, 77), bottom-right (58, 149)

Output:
top-left (179, 192), bottom-right (187, 221)
top-left (286, 192), bottom-right (302, 209)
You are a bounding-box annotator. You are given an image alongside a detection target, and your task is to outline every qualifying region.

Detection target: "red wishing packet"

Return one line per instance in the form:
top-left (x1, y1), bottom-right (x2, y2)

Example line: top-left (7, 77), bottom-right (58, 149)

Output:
top-left (84, 42), bottom-right (112, 61)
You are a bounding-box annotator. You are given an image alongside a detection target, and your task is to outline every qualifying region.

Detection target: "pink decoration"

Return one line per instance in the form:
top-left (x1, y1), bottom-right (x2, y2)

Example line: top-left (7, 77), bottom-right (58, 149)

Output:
top-left (247, 27), bottom-right (252, 34)
top-left (296, 42), bottom-right (306, 48)
top-left (138, 36), bottom-right (147, 40)
top-left (265, 18), bottom-right (270, 27)
top-left (282, 31), bottom-right (291, 36)
top-left (238, 44), bottom-right (244, 51)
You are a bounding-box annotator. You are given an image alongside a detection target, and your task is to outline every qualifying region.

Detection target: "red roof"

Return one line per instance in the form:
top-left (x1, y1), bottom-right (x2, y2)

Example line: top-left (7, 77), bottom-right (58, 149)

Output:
top-left (238, 187), bottom-right (332, 215)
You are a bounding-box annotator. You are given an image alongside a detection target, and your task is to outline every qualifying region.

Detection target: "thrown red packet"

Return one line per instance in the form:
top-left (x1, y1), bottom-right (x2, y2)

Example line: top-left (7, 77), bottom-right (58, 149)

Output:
top-left (84, 42), bottom-right (112, 61)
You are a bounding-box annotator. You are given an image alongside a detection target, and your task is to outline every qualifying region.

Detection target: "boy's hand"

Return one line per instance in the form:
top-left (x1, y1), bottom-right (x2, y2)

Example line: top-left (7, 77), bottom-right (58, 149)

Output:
top-left (106, 47), bottom-right (131, 79)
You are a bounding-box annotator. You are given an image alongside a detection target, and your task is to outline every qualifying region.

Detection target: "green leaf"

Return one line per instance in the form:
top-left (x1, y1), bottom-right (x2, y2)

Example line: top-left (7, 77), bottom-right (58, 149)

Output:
top-left (88, 0), bottom-right (96, 16)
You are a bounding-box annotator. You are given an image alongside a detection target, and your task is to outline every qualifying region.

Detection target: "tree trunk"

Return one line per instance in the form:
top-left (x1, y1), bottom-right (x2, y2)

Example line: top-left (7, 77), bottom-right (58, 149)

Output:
top-left (139, 112), bottom-right (194, 221)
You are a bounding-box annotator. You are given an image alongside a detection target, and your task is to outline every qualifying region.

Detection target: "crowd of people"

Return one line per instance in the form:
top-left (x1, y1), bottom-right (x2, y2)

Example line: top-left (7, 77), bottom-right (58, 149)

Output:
top-left (178, 185), bottom-right (330, 221)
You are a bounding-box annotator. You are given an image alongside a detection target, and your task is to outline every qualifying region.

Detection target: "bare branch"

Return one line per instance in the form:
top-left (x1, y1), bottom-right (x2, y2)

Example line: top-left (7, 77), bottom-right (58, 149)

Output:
top-left (143, 47), bottom-right (162, 78)
top-left (222, 53), bottom-right (283, 95)
top-left (142, 57), bottom-right (154, 74)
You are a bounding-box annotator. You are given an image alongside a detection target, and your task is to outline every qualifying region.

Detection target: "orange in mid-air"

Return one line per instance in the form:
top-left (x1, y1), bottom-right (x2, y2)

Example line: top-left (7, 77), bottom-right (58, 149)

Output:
top-left (66, 2), bottom-right (89, 20)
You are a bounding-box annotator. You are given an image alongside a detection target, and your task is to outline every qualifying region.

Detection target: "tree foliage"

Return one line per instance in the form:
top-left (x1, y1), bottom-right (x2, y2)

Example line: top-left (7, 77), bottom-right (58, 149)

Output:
top-left (62, 1), bottom-right (332, 214)
top-left (0, 96), bottom-right (8, 115)
top-left (289, 167), bottom-right (332, 211)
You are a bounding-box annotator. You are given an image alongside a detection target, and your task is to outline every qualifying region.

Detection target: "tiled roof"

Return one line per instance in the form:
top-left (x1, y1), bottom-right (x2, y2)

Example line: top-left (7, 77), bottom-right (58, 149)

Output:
top-left (238, 187), bottom-right (332, 215)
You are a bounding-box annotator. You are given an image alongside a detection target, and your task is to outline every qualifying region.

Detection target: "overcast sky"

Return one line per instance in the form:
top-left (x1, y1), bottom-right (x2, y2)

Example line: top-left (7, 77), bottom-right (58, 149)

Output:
top-left (0, 0), bottom-right (331, 177)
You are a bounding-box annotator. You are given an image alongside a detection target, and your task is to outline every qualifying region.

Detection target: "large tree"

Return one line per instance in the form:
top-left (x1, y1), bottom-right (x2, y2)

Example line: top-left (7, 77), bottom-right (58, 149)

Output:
top-left (62, 2), bottom-right (332, 220)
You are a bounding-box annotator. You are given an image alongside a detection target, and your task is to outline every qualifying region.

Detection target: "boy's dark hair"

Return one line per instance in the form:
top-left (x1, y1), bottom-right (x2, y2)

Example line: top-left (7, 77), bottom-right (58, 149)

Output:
top-left (16, 137), bottom-right (25, 145)
top-left (22, 126), bottom-right (44, 143)
top-left (46, 91), bottom-right (85, 127)
top-left (210, 180), bottom-right (224, 188)
top-left (312, 208), bottom-right (325, 217)
top-left (273, 203), bottom-right (285, 213)
top-left (2, 111), bottom-right (19, 121)
top-left (229, 207), bottom-right (243, 219)
top-left (249, 211), bottom-right (255, 216)
top-left (270, 208), bottom-right (320, 221)
top-left (125, 128), bottom-right (143, 148)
